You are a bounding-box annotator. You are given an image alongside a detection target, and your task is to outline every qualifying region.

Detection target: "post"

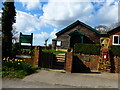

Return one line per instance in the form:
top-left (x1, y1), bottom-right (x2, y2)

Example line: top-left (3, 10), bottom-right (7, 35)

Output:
top-left (31, 33), bottom-right (33, 55)
top-left (52, 39), bottom-right (57, 50)
top-left (65, 49), bottom-right (73, 72)
top-left (19, 32), bottom-right (22, 54)
top-left (38, 47), bottom-right (42, 67)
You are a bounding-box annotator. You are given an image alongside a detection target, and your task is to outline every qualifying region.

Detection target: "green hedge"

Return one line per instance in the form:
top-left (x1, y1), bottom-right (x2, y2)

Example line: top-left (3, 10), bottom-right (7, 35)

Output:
top-left (109, 45), bottom-right (120, 57)
top-left (74, 43), bottom-right (101, 55)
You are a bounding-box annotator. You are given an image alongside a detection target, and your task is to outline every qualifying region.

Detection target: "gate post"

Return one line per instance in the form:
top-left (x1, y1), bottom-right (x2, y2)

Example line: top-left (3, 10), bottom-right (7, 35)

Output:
top-left (33, 46), bottom-right (42, 67)
top-left (38, 47), bottom-right (42, 67)
top-left (65, 49), bottom-right (73, 72)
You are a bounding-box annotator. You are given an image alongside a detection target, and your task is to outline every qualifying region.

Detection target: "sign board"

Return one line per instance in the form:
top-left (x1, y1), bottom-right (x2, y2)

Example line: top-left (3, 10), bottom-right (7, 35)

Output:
top-left (20, 35), bottom-right (32, 43)
top-left (19, 32), bottom-right (33, 56)
top-left (19, 32), bottom-right (33, 44)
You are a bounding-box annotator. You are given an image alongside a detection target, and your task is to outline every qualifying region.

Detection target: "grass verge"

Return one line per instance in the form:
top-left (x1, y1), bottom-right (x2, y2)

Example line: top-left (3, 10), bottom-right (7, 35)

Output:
top-left (42, 49), bottom-right (66, 54)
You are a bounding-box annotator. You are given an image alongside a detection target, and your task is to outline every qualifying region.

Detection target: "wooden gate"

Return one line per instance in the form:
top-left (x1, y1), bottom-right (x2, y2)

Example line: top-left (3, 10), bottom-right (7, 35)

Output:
top-left (38, 50), bottom-right (55, 68)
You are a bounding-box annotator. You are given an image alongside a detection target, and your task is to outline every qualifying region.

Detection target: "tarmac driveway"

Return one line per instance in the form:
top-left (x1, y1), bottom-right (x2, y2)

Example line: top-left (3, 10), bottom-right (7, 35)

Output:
top-left (2, 70), bottom-right (119, 88)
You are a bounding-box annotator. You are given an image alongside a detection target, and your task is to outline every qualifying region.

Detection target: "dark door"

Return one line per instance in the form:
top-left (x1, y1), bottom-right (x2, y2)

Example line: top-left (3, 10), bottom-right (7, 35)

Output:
top-left (70, 35), bottom-right (81, 48)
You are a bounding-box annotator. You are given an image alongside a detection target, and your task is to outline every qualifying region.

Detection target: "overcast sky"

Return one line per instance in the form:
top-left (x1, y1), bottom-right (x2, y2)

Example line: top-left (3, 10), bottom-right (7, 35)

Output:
top-left (0, 0), bottom-right (119, 46)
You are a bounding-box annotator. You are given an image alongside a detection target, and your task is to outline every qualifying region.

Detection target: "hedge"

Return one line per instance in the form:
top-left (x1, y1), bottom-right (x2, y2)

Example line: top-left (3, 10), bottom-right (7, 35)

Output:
top-left (74, 43), bottom-right (101, 55)
top-left (109, 45), bottom-right (120, 57)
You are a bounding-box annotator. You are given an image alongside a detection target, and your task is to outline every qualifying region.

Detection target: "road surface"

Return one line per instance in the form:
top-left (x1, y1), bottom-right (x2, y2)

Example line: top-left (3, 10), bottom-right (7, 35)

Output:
top-left (2, 70), bottom-right (119, 88)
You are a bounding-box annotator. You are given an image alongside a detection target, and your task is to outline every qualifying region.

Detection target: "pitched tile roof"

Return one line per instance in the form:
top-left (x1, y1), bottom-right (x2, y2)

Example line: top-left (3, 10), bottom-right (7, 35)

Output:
top-left (56, 20), bottom-right (101, 36)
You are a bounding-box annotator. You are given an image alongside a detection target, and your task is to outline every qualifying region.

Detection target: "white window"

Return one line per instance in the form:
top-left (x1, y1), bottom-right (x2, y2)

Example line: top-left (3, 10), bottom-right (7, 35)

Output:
top-left (57, 41), bottom-right (62, 46)
top-left (113, 35), bottom-right (120, 45)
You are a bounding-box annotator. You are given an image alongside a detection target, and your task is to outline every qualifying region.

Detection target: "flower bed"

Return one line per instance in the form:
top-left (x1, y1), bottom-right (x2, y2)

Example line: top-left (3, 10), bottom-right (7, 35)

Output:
top-left (2, 57), bottom-right (40, 78)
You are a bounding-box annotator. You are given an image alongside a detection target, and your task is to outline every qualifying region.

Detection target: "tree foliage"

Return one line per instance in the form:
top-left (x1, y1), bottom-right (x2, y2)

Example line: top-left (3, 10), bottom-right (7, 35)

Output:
top-left (110, 22), bottom-right (120, 29)
top-left (94, 25), bottom-right (111, 33)
top-left (2, 0), bottom-right (16, 57)
top-left (12, 26), bottom-right (18, 43)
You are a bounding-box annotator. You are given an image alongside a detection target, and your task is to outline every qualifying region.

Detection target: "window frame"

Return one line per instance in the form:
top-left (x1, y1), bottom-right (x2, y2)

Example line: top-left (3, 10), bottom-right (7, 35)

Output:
top-left (113, 35), bottom-right (120, 45)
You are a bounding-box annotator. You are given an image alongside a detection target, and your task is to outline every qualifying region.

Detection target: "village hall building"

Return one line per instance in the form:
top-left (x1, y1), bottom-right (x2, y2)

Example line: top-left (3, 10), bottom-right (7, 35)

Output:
top-left (52, 20), bottom-right (120, 51)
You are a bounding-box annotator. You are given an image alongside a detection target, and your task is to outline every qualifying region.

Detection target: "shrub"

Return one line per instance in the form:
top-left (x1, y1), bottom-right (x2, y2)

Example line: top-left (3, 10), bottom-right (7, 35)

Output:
top-left (109, 45), bottom-right (120, 57)
top-left (74, 43), bottom-right (101, 55)
top-left (2, 57), bottom-right (35, 75)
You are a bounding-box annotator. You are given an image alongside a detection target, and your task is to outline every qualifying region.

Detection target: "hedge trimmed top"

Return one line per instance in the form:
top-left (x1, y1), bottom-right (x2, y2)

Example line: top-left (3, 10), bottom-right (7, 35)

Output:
top-left (109, 45), bottom-right (120, 57)
top-left (74, 43), bottom-right (101, 55)
top-left (56, 20), bottom-right (101, 36)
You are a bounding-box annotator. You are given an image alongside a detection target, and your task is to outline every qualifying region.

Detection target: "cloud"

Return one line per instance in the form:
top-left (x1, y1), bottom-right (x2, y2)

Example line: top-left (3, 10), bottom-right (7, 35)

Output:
top-left (13, 11), bottom-right (46, 33)
top-left (34, 32), bottom-right (49, 39)
top-left (12, 10), bottom-right (57, 46)
top-left (40, 1), bottom-right (94, 28)
top-left (33, 29), bottom-right (57, 45)
top-left (34, 28), bottom-right (57, 39)
top-left (40, 0), bottom-right (118, 28)
top-left (18, 0), bottom-right (42, 10)
top-left (95, 2), bottom-right (118, 26)
top-left (50, 29), bottom-right (57, 38)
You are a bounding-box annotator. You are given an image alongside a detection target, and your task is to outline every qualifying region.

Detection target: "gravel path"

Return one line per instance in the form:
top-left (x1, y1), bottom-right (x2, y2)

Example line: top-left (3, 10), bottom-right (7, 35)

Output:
top-left (2, 70), bottom-right (119, 88)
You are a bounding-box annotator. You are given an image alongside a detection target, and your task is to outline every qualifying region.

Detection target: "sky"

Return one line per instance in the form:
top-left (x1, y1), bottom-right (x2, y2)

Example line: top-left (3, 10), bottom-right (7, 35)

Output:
top-left (0, 0), bottom-right (119, 46)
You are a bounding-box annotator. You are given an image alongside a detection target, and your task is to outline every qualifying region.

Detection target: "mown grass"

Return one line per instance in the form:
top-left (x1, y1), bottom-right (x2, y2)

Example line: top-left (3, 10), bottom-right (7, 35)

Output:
top-left (21, 49), bottom-right (34, 51)
top-left (42, 49), bottom-right (67, 54)
top-left (21, 49), bottom-right (67, 54)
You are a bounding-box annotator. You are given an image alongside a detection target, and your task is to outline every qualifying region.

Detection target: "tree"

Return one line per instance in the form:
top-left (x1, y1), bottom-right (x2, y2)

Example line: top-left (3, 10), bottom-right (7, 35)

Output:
top-left (0, 13), bottom-right (2, 38)
top-left (94, 25), bottom-right (111, 33)
top-left (110, 22), bottom-right (120, 29)
top-left (0, 14), bottom-right (2, 46)
top-left (12, 26), bottom-right (18, 43)
top-left (2, 0), bottom-right (16, 57)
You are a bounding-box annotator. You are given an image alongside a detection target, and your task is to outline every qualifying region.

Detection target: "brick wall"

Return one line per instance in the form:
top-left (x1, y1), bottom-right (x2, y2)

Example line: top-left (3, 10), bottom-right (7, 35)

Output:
top-left (65, 52), bottom-right (100, 72)
top-left (21, 46), bottom-right (40, 67)
top-left (65, 52), bottom-right (73, 72)
top-left (113, 56), bottom-right (120, 73)
top-left (109, 32), bottom-right (120, 45)
top-left (32, 46), bottom-right (40, 67)
top-left (75, 54), bottom-right (100, 70)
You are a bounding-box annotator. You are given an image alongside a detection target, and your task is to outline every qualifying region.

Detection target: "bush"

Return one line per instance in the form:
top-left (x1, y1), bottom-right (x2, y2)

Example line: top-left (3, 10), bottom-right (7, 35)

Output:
top-left (2, 57), bottom-right (35, 78)
top-left (74, 43), bottom-right (101, 55)
top-left (109, 45), bottom-right (120, 57)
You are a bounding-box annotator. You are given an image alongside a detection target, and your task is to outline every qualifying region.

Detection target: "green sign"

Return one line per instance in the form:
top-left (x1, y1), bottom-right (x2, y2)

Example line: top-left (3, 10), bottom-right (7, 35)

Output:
top-left (19, 32), bottom-right (33, 44)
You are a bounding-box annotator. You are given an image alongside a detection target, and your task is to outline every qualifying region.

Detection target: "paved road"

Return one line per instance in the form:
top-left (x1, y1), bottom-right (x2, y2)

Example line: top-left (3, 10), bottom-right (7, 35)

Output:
top-left (2, 70), bottom-right (119, 88)
top-left (2, 79), bottom-right (77, 88)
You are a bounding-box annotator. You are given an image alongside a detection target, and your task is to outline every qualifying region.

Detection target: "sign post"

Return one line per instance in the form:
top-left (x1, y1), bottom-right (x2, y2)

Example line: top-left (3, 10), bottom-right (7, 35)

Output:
top-left (19, 32), bottom-right (33, 55)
